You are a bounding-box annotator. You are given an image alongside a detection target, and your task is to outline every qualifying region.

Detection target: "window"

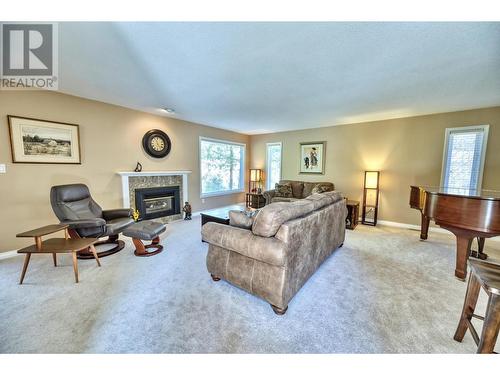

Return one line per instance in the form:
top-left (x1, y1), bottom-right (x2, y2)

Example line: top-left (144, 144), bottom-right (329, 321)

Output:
top-left (266, 142), bottom-right (282, 190)
top-left (200, 137), bottom-right (245, 197)
top-left (441, 125), bottom-right (489, 192)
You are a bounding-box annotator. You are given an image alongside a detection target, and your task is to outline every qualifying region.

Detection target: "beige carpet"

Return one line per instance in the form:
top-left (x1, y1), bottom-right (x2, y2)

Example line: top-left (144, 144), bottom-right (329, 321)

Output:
top-left (0, 215), bottom-right (498, 353)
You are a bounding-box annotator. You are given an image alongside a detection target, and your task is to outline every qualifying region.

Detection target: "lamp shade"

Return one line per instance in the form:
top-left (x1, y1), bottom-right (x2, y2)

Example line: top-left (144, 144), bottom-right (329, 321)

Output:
top-left (364, 171), bottom-right (380, 189)
top-left (250, 169), bottom-right (262, 182)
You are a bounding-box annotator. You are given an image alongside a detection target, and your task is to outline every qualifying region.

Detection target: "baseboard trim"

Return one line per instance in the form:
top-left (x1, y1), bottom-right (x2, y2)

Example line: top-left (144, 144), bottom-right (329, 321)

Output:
top-left (0, 250), bottom-right (19, 260)
top-left (376, 219), bottom-right (449, 234)
top-left (376, 219), bottom-right (500, 242)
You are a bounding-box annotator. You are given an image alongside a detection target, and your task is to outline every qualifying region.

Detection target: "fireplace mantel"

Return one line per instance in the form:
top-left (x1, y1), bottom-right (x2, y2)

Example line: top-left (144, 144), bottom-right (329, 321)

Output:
top-left (117, 170), bottom-right (191, 209)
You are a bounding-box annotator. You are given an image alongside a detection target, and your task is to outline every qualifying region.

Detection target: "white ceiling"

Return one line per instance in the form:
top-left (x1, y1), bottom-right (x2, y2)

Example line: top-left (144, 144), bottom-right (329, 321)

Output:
top-left (58, 22), bottom-right (500, 134)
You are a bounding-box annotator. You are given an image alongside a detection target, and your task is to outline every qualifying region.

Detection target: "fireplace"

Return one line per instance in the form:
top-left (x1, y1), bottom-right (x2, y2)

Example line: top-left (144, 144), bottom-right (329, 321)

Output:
top-left (135, 186), bottom-right (181, 220)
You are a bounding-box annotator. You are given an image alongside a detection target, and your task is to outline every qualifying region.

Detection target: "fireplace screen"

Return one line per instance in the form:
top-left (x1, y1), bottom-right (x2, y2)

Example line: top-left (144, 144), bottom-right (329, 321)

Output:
top-left (135, 186), bottom-right (181, 220)
top-left (144, 196), bottom-right (174, 215)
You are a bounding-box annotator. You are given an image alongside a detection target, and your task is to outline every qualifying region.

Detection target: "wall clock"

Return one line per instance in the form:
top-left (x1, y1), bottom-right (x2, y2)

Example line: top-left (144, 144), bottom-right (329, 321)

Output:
top-left (142, 129), bottom-right (172, 158)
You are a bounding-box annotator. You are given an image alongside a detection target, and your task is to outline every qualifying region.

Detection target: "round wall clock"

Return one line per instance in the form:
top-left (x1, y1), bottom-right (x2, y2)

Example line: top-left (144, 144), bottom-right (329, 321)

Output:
top-left (142, 129), bottom-right (172, 158)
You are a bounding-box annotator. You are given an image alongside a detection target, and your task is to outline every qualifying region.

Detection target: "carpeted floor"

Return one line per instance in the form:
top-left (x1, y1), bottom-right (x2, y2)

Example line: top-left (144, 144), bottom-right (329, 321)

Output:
top-left (1, 215), bottom-right (499, 354)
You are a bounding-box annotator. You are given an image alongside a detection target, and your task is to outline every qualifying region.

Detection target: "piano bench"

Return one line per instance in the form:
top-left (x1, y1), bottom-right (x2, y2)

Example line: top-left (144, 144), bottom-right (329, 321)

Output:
top-left (453, 258), bottom-right (500, 353)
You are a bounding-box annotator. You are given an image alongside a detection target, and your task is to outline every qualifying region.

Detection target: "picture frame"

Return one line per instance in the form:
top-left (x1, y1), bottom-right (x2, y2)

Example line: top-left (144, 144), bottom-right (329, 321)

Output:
top-left (299, 141), bottom-right (326, 174)
top-left (7, 115), bottom-right (81, 164)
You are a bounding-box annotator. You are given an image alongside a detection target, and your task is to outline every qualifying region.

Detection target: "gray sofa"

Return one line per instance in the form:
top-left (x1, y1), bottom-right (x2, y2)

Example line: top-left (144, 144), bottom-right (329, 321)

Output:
top-left (263, 179), bottom-right (334, 205)
top-left (201, 191), bottom-right (347, 315)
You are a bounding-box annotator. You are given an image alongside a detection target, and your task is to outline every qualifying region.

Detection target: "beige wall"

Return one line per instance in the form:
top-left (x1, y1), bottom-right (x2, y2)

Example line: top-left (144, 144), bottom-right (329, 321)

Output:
top-left (0, 91), bottom-right (249, 252)
top-left (1, 89), bottom-right (499, 252)
top-left (250, 106), bottom-right (500, 226)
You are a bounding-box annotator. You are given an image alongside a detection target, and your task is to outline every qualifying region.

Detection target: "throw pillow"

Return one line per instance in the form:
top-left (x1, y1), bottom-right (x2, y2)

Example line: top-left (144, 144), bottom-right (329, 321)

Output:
top-left (229, 210), bottom-right (258, 229)
top-left (312, 184), bottom-right (331, 194)
top-left (274, 183), bottom-right (293, 198)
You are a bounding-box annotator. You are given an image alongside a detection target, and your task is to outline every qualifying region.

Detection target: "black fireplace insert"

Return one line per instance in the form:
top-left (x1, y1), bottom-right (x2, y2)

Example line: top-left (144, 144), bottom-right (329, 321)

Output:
top-left (135, 186), bottom-right (181, 220)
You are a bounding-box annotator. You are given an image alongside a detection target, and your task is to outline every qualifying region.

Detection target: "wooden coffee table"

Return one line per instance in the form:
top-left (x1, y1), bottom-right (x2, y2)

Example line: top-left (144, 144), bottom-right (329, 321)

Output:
top-left (16, 224), bottom-right (100, 284)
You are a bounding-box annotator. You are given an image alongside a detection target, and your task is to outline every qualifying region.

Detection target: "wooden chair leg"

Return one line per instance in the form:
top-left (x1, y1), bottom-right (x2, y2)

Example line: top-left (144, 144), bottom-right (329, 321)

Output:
top-left (72, 251), bottom-right (79, 283)
top-left (52, 253), bottom-right (57, 267)
top-left (454, 273), bottom-right (481, 342)
top-left (477, 294), bottom-right (500, 353)
top-left (19, 253), bottom-right (31, 284)
top-left (90, 245), bottom-right (101, 267)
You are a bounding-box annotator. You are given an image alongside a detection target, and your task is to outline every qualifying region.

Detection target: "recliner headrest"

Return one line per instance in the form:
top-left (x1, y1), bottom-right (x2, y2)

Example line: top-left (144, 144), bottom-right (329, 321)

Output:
top-left (50, 184), bottom-right (91, 203)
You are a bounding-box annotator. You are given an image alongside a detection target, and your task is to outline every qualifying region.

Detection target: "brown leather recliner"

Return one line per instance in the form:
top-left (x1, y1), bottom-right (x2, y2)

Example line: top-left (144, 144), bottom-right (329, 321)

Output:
top-left (50, 183), bottom-right (134, 259)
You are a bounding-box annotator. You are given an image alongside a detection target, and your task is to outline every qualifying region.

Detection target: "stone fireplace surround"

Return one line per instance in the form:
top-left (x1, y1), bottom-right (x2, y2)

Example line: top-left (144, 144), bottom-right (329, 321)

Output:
top-left (117, 171), bottom-right (191, 223)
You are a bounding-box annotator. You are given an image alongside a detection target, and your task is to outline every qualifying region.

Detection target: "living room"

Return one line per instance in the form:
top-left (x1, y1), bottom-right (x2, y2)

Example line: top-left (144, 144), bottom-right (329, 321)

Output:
top-left (1, 1), bottom-right (500, 372)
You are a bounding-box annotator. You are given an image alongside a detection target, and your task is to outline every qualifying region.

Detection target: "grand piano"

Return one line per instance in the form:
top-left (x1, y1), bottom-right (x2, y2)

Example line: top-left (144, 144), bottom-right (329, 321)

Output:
top-left (409, 186), bottom-right (500, 280)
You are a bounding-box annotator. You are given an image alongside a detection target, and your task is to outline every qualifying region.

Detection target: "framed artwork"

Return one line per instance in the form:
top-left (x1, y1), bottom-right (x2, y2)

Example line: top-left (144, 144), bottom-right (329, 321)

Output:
top-left (8, 115), bottom-right (81, 164)
top-left (299, 141), bottom-right (326, 174)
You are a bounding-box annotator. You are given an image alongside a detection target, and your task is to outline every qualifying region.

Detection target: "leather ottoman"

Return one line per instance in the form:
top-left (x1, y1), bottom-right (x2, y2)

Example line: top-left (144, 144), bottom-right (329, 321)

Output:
top-left (122, 221), bottom-right (166, 257)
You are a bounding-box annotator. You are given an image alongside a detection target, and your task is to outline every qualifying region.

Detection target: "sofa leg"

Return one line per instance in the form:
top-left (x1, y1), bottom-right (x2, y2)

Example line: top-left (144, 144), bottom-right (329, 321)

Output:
top-left (339, 243), bottom-right (343, 248)
top-left (211, 274), bottom-right (221, 281)
top-left (271, 304), bottom-right (288, 315)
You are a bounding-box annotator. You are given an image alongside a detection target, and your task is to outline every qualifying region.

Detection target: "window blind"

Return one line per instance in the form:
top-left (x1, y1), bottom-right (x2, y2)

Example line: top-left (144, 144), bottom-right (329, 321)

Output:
top-left (442, 127), bottom-right (487, 191)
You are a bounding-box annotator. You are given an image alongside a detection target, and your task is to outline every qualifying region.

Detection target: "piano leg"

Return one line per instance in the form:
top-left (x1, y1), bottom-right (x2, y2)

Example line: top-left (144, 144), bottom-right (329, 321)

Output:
top-left (455, 236), bottom-right (473, 281)
top-left (470, 237), bottom-right (488, 260)
top-left (420, 214), bottom-right (430, 240)
top-left (478, 237), bottom-right (487, 260)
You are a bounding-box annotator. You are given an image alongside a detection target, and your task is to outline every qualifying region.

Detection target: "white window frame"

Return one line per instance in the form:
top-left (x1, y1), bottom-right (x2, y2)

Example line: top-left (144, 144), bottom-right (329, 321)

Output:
top-left (440, 124), bottom-right (489, 191)
top-left (199, 136), bottom-right (246, 198)
top-left (266, 142), bottom-right (283, 190)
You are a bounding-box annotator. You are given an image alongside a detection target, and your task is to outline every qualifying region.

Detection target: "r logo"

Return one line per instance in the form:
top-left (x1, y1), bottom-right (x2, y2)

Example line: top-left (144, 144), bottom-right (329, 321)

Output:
top-left (2, 24), bottom-right (53, 76)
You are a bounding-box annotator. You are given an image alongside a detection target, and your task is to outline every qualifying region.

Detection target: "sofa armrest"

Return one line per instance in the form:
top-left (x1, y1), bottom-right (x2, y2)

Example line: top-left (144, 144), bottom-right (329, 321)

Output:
top-left (262, 189), bottom-right (276, 205)
top-left (102, 208), bottom-right (132, 221)
top-left (201, 222), bottom-right (287, 267)
top-left (61, 218), bottom-right (106, 229)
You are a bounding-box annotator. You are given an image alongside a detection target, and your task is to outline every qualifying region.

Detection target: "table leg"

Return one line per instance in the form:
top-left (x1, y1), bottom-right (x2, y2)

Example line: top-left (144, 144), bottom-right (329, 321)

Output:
top-left (19, 253), bottom-right (31, 284)
top-left (90, 245), bottom-right (101, 267)
top-left (72, 251), bottom-right (79, 283)
top-left (52, 253), bottom-right (57, 267)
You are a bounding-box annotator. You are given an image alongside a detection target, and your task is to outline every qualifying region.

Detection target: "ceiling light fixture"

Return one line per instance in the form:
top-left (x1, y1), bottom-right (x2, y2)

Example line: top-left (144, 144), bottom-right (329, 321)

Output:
top-left (162, 108), bottom-right (175, 114)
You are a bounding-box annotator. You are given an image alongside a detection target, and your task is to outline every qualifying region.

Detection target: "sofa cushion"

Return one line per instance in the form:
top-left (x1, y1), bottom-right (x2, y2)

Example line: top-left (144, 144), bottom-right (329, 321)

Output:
top-left (302, 182), bottom-right (315, 198)
top-left (229, 210), bottom-right (257, 229)
top-left (280, 180), bottom-right (304, 198)
top-left (274, 183), bottom-right (293, 198)
top-left (302, 182), bottom-right (334, 198)
top-left (304, 193), bottom-right (333, 210)
top-left (312, 184), bottom-right (331, 194)
top-left (252, 200), bottom-right (314, 237)
top-left (271, 197), bottom-right (300, 203)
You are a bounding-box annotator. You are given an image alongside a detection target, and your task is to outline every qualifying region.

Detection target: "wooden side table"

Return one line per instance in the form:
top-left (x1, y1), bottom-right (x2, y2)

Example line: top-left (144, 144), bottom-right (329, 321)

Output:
top-left (16, 224), bottom-right (101, 284)
top-left (346, 200), bottom-right (359, 230)
top-left (246, 193), bottom-right (265, 209)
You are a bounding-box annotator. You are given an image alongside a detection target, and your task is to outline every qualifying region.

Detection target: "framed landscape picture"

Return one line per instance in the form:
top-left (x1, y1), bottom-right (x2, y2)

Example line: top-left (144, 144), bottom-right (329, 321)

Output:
top-left (299, 141), bottom-right (326, 174)
top-left (8, 115), bottom-right (81, 164)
